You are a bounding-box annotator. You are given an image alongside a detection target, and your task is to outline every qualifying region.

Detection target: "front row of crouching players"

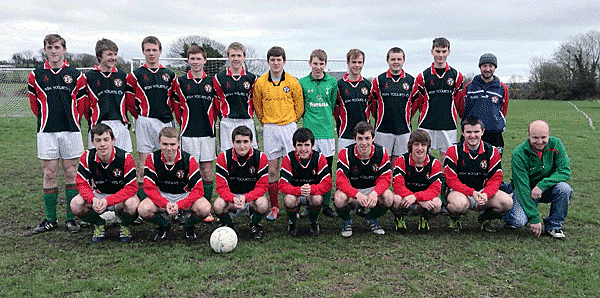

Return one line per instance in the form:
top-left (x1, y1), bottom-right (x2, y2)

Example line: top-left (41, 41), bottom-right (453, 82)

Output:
top-left (138, 127), bottom-right (212, 241)
top-left (214, 126), bottom-right (270, 240)
top-left (71, 124), bottom-right (139, 242)
top-left (334, 121), bottom-right (394, 237)
top-left (444, 117), bottom-right (512, 233)
top-left (279, 128), bottom-right (332, 236)
top-left (392, 130), bottom-right (443, 232)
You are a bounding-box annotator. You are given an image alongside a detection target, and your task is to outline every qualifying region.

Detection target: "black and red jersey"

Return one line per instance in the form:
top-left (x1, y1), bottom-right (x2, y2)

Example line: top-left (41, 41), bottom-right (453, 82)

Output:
top-left (172, 71), bottom-right (217, 138)
top-left (444, 141), bottom-right (503, 197)
top-left (410, 63), bottom-right (464, 130)
top-left (143, 149), bottom-right (203, 209)
top-left (125, 64), bottom-right (175, 123)
top-left (28, 60), bottom-right (87, 133)
top-left (76, 147), bottom-right (137, 206)
top-left (213, 67), bottom-right (256, 119)
top-left (371, 69), bottom-right (414, 135)
top-left (215, 147), bottom-right (268, 203)
top-left (279, 150), bottom-right (332, 197)
top-left (334, 74), bottom-right (372, 139)
top-left (336, 143), bottom-right (391, 197)
top-left (84, 66), bottom-right (129, 126)
top-left (393, 152), bottom-right (441, 201)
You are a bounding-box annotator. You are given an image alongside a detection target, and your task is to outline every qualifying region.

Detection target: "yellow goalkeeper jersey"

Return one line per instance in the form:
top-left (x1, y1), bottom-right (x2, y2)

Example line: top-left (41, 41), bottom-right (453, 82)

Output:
top-left (253, 71), bottom-right (304, 125)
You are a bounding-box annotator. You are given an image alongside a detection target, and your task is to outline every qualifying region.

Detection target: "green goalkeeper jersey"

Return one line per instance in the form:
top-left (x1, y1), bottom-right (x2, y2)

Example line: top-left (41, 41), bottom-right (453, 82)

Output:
top-left (299, 73), bottom-right (338, 139)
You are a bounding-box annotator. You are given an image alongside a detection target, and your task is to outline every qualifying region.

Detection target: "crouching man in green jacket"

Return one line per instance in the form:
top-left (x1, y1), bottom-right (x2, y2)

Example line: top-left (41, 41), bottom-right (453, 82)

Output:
top-left (504, 120), bottom-right (572, 239)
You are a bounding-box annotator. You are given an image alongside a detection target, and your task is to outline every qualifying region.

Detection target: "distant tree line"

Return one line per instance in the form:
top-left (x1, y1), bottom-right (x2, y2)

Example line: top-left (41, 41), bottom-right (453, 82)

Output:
top-left (526, 30), bottom-right (600, 100)
top-left (4, 49), bottom-right (131, 71)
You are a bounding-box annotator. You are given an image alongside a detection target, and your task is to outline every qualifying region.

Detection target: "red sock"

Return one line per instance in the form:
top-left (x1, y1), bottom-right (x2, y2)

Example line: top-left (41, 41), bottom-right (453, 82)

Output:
top-left (268, 182), bottom-right (279, 209)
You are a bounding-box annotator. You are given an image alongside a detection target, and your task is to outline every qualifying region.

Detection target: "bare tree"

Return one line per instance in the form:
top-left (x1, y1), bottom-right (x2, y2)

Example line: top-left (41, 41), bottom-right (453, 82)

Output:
top-left (462, 72), bottom-right (475, 86)
top-left (244, 46), bottom-right (268, 75)
top-left (11, 50), bottom-right (40, 67)
top-left (67, 53), bottom-right (97, 68)
top-left (166, 35), bottom-right (227, 76)
top-left (552, 30), bottom-right (600, 99)
top-left (529, 30), bottom-right (600, 100)
top-left (529, 57), bottom-right (570, 100)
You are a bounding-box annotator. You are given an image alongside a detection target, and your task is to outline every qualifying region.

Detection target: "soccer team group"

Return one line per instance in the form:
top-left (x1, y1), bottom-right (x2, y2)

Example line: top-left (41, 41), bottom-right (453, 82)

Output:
top-left (27, 33), bottom-right (573, 243)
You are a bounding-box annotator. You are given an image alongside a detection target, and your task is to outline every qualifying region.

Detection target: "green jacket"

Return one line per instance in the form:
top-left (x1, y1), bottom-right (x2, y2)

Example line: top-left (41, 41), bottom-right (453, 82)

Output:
top-left (511, 136), bottom-right (571, 224)
top-left (299, 73), bottom-right (338, 139)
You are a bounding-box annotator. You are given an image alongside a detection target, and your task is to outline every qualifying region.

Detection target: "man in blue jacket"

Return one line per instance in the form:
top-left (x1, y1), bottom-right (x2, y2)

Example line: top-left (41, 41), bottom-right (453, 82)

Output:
top-left (460, 53), bottom-right (509, 155)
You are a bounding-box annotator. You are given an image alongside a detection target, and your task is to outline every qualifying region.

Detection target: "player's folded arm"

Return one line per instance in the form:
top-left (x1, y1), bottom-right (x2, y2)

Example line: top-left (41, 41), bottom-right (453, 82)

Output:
top-left (444, 149), bottom-right (474, 196)
top-left (143, 160), bottom-right (168, 208)
top-left (336, 170), bottom-right (358, 198)
top-left (311, 173), bottom-right (332, 196)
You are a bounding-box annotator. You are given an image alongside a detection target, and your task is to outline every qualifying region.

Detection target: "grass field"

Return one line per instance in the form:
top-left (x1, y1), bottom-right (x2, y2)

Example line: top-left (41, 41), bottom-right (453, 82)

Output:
top-left (1, 100), bottom-right (599, 297)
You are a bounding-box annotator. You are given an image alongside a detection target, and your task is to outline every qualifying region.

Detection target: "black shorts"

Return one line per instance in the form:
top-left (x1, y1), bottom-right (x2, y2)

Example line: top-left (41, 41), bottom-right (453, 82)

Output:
top-left (481, 131), bottom-right (504, 154)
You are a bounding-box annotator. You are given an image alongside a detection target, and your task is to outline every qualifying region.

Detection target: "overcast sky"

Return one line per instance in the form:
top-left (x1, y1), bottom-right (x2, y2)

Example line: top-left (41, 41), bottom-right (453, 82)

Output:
top-left (1, 0), bottom-right (599, 82)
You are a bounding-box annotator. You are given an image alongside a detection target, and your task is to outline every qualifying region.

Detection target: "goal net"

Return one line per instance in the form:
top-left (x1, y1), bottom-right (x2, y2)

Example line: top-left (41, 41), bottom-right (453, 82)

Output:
top-left (0, 67), bottom-right (93, 117)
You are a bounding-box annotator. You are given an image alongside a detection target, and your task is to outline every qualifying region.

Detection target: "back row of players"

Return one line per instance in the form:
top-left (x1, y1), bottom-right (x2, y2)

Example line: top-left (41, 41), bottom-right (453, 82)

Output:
top-left (28, 34), bottom-right (572, 241)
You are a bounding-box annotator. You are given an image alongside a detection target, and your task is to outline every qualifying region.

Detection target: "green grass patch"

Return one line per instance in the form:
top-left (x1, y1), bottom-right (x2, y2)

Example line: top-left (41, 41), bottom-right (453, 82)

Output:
top-left (0, 100), bottom-right (599, 297)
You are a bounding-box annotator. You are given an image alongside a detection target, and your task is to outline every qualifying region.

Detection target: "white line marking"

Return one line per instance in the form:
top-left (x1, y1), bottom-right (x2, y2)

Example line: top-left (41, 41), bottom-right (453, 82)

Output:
top-left (570, 102), bottom-right (595, 130)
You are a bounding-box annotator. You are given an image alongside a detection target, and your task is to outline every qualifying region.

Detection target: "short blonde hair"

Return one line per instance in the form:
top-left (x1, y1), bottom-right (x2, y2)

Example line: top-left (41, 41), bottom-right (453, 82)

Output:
top-left (44, 34), bottom-right (66, 48)
top-left (346, 49), bottom-right (364, 63)
top-left (159, 127), bottom-right (180, 141)
top-left (310, 49), bottom-right (327, 63)
top-left (227, 42), bottom-right (246, 56)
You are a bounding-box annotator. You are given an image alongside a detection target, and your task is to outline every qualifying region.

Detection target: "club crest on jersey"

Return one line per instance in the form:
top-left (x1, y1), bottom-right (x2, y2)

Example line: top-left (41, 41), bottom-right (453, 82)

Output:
top-left (162, 73), bottom-right (170, 82)
top-left (283, 86), bottom-right (290, 93)
top-left (243, 81), bottom-right (251, 90)
top-left (186, 84), bottom-right (191, 91)
top-left (114, 78), bottom-right (123, 87)
top-left (143, 74), bottom-right (149, 82)
top-left (96, 80), bottom-right (101, 87)
top-left (447, 78), bottom-right (454, 86)
top-left (385, 83), bottom-right (389, 89)
top-left (112, 168), bottom-right (123, 178)
top-left (353, 166), bottom-right (358, 173)
top-left (44, 75), bottom-right (49, 82)
top-left (425, 173), bottom-right (430, 180)
top-left (176, 170), bottom-right (186, 179)
top-left (204, 84), bottom-right (212, 93)
top-left (63, 75), bottom-right (73, 84)
top-left (226, 82), bottom-right (231, 89)
top-left (403, 83), bottom-right (410, 90)
top-left (361, 87), bottom-right (368, 95)
top-left (312, 168), bottom-right (317, 176)
top-left (480, 160), bottom-right (488, 170)
top-left (371, 164), bottom-right (379, 172)
top-left (491, 96), bottom-right (499, 103)
top-left (249, 166), bottom-right (256, 175)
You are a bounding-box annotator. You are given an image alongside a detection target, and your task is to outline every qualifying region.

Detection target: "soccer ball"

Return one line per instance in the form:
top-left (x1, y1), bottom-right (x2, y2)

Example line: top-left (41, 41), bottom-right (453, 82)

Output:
top-left (99, 211), bottom-right (120, 226)
top-left (210, 227), bottom-right (238, 253)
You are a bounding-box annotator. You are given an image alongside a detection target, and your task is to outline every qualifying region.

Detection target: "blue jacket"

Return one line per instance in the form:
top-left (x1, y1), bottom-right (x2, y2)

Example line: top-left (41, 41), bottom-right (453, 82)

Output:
top-left (461, 75), bottom-right (509, 132)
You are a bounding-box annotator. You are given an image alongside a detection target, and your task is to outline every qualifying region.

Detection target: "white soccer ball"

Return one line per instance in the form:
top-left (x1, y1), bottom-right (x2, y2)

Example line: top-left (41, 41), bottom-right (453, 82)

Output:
top-left (99, 211), bottom-right (121, 226)
top-left (210, 226), bottom-right (238, 253)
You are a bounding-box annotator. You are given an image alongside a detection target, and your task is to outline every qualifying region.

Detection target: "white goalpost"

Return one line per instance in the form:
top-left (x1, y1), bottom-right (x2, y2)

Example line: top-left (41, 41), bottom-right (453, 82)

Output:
top-left (130, 57), bottom-right (348, 80)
